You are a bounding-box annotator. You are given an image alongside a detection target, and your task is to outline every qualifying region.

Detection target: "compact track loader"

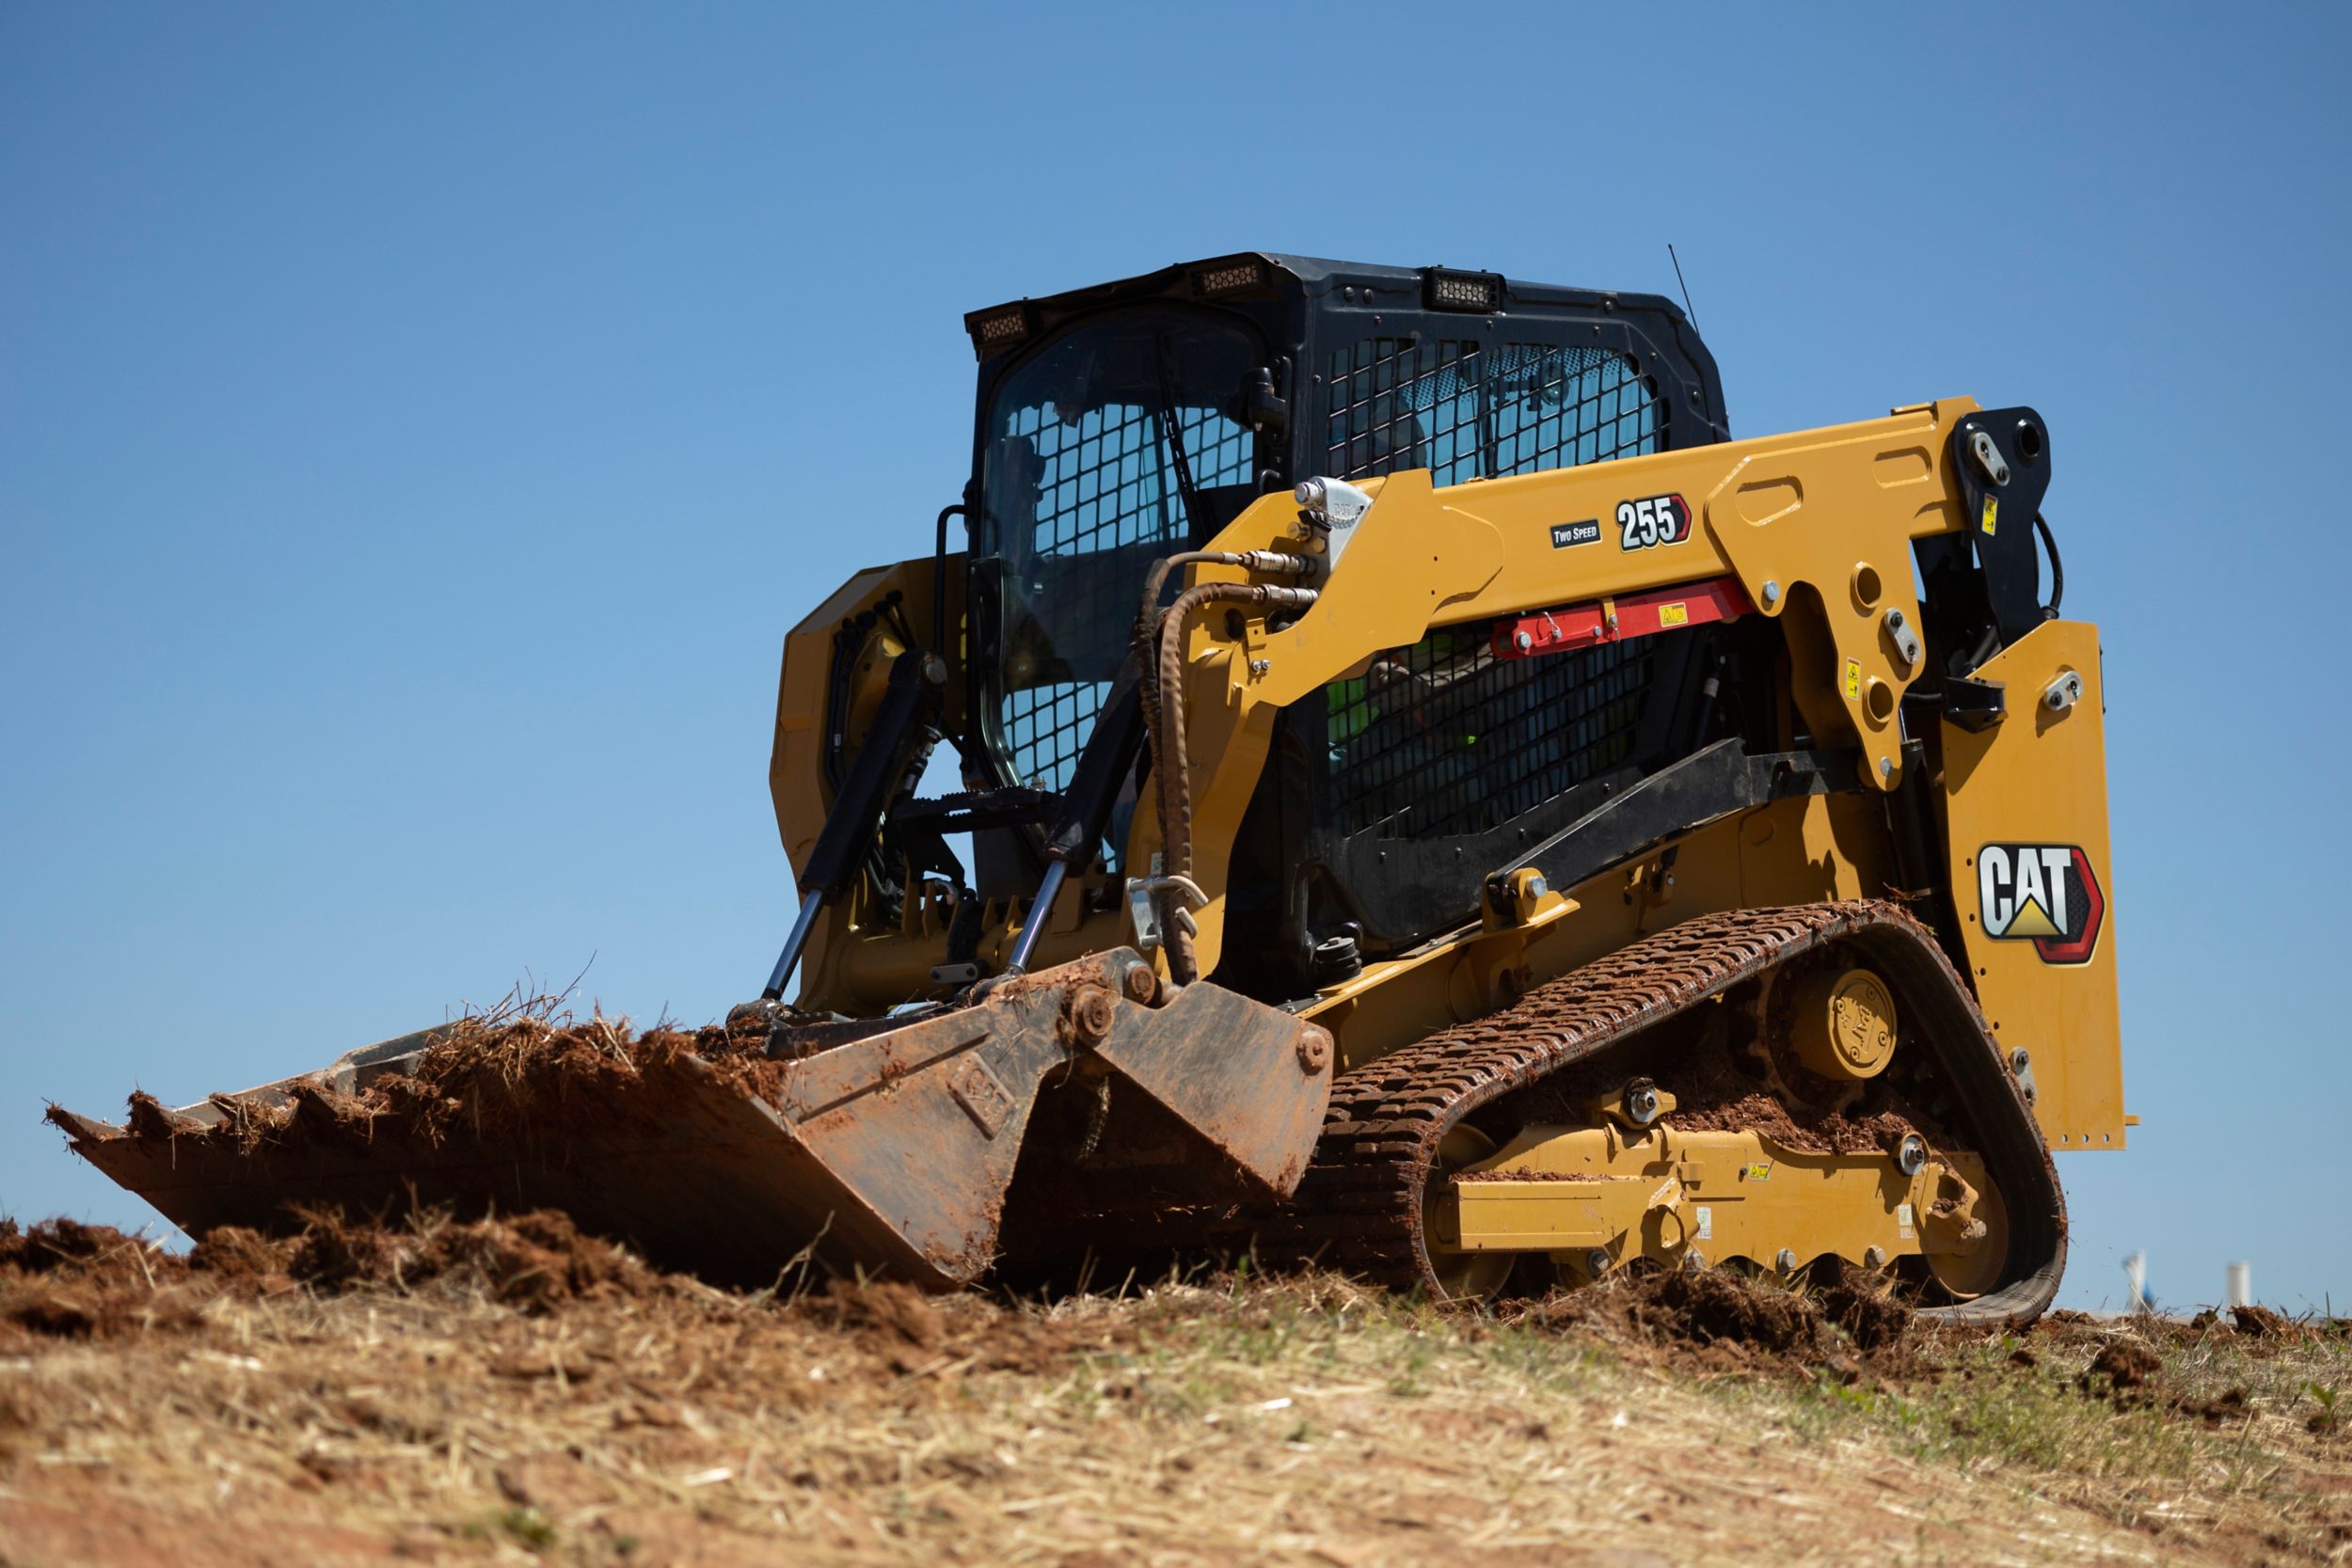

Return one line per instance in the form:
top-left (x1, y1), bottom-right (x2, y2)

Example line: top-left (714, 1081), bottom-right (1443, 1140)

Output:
top-left (56, 255), bottom-right (2124, 1323)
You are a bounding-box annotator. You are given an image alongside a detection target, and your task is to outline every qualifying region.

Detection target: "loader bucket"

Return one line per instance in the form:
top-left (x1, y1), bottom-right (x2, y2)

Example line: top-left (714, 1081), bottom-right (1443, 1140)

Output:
top-left (48, 950), bottom-right (1335, 1291)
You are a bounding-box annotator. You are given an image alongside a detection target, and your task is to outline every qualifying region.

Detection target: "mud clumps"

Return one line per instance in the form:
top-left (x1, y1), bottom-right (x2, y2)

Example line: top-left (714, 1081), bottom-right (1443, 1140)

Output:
top-left (1, 1219), bottom-right (201, 1342)
top-left (2078, 1338), bottom-right (2162, 1401)
top-left (1517, 1260), bottom-right (1926, 1376)
top-left (188, 1225), bottom-right (293, 1287)
top-left (62, 1010), bottom-right (783, 1164)
top-left (0, 1218), bottom-right (143, 1275)
top-left (288, 1210), bottom-right (659, 1310)
top-left (2230, 1304), bottom-right (2299, 1340)
top-left (1820, 1277), bottom-right (1914, 1351)
top-left (0, 1209), bottom-right (673, 1346)
top-left (1631, 1268), bottom-right (1820, 1354)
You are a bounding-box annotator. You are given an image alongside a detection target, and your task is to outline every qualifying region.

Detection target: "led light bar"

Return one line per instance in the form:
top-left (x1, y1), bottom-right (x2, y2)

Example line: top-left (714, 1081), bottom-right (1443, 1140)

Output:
top-left (1423, 267), bottom-right (1503, 312)
top-left (1192, 259), bottom-right (1264, 297)
top-left (963, 304), bottom-right (1032, 358)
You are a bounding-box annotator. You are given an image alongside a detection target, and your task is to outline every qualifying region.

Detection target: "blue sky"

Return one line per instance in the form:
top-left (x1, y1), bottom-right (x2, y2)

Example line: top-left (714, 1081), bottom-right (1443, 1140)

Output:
top-left (5, 3), bottom-right (2346, 1313)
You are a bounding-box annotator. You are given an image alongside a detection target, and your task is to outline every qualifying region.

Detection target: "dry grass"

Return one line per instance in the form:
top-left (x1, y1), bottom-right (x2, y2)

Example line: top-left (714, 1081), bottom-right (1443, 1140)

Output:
top-left (1, 1220), bottom-right (2347, 1568)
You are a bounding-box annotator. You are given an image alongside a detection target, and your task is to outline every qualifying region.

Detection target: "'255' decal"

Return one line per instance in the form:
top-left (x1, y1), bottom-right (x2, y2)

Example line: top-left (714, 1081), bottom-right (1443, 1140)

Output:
top-left (1616, 493), bottom-right (1692, 550)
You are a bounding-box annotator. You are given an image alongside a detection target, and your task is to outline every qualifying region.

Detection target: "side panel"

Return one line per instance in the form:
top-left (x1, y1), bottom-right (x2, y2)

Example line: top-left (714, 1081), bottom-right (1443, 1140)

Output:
top-left (1302, 791), bottom-right (1895, 1070)
top-left (768, 554), bottom-right (965, 874)
top-left (1939, 619), bottom-right (2124, 1149)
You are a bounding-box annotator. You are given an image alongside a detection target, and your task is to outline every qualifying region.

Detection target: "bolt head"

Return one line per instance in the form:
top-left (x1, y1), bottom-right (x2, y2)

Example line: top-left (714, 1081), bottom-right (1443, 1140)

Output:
top-left (1760, 580), bottom-right (1781, 607)
top-left (1864, 1246), bottom-right (1888, 1269)
top-left (1295, 1025), bottom-right (1333, 1074)
top-left (1585, 1248), bottom-right (1612, 1278)
top-left (1776, 1248), bottom-right (1800, 1275)
top-left (1068, 987), bottom-right (1117, 1044)
top-left (1896, 1133), bottom-right (1928, 1176)
top-left (1513, 629), bottom-right (1534, 652)
top-left (1879, 756), bottom-right (1896, 780)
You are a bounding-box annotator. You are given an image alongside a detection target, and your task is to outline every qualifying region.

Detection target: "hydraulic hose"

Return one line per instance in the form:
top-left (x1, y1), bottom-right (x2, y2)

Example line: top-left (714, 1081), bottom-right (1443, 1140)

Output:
top-left (2032, 512), bottom-right (2064, 618)
top-left (1133, 550), bottom-right (1314, 786)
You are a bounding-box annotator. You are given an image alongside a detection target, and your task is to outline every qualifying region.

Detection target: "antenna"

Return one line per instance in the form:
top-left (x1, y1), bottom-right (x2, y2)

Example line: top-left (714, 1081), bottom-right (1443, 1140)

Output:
top-left (1666, 243), bottom-right (1700, 330)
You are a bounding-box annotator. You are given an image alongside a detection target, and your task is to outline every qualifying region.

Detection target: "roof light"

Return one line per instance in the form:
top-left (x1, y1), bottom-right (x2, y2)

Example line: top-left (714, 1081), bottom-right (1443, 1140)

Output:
top-left (1192, 259), bottom-right (1264, 297)
top-left (963, 304), bottom-right (1032, 358)
top-left (1423, 267), bottom-right (1502, 312)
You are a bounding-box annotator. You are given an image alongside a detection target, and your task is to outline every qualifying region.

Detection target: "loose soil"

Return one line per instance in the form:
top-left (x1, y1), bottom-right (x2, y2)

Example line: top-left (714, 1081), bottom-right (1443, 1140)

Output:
top-left (48, 1011), bottom-right (783, 1161)
top-left (3, 1210), bottom-right (2347, 1567)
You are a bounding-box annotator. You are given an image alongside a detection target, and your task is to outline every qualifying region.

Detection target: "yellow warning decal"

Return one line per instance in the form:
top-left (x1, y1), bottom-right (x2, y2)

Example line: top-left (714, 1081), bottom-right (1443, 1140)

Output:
top-left (1658, 602), bottom-right (1689, 626)
top-left (1740, 1161), bottom-right (1772, 1181)
top-left (1980, 495), bottom-right (1999, 535)
top-left (1843, 658), bottom-right (1862, 700)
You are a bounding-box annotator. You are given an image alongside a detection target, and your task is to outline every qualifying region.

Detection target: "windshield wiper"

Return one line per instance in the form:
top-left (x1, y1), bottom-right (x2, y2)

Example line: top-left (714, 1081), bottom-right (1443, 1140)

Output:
top-left (1152, 333), bottom-right (1207, 546)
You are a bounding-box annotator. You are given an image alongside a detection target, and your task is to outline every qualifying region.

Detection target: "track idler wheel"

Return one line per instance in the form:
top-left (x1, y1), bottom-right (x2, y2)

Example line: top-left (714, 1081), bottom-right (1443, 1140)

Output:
top-left (1918, 1159), bottom-right (2010, 1300)
top-left (1420, 1125), bottom-right (1513, 1300)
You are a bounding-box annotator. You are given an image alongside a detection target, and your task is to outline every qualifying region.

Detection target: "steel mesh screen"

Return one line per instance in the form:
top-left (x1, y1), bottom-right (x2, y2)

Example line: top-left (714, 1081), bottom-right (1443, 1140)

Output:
top-left (1326, 340), bottom-right (1661, 483)
top-left (1321, 336), bottom-right (1664, 842)
top-left (1326, 633), bottom-right (1653, 840)
top-left (993, 399), bottom-right (1251, 797)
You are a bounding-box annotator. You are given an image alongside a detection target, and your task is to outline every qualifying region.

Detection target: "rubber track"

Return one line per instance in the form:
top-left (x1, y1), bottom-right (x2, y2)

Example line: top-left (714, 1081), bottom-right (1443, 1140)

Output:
top-left (1275, 900), bottom-right (2065, 1326)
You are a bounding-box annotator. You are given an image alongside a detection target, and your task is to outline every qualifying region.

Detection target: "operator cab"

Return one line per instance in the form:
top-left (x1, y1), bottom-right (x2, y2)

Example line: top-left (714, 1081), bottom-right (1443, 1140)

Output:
top-left (944, 255), bottom-right (1734, 998)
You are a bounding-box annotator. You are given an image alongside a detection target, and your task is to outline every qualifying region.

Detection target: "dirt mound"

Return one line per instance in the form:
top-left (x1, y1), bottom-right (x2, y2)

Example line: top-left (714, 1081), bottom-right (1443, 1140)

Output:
top-left (2230, 1304), bottom-right (2300, 1340)
top-left (0, 1219), bottom-right (202, 1341)
top-left (56, 1009), bottom-right (781, 1161)
top-left (1512, 1262), bottom-right (1929, 1377)
top-left (1820, 1276), bottom-right (1913, 1351)
top-left (188, 1224), bottom-right (293, 1286)
top-left (1630, 1267), bottom-right (1821, 1354)
top-left (288, 1209), bottom-right (661, 1309)
top-left (0, 1217), bottom-right (151, 1275)
top-left (0, 1208), bottom-right (673, 1346)
top-left (2078, 1337), bottom-right (2162, 1401)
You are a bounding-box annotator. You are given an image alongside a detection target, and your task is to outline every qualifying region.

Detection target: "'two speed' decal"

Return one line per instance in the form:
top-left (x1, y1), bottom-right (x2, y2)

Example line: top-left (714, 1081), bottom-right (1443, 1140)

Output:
top-left (1977, 843), bottom-right (2105, 964)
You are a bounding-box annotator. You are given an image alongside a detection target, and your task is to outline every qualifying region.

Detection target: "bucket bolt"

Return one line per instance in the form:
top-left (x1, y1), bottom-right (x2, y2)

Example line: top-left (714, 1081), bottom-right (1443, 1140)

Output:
top-left (1067, 986), bottom-right (1117, 1045)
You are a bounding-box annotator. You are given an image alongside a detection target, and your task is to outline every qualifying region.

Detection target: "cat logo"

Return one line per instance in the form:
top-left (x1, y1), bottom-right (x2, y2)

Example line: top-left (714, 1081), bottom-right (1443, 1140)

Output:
top-left (1977, 843), bottom-right (2105, 964)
